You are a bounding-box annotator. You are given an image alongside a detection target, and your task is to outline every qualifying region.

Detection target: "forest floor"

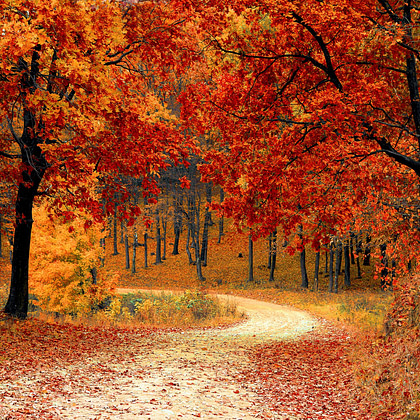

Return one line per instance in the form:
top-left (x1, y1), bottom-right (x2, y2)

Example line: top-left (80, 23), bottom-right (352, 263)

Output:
top-left (0, 293), bottom-right (372, 420)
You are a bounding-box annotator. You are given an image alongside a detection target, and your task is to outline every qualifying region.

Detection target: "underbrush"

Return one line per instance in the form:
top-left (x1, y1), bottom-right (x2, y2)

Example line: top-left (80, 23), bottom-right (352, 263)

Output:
top-left (0, 287), bottom-right (243, 329)
top-left (91, 289), bottom-right (243, 328)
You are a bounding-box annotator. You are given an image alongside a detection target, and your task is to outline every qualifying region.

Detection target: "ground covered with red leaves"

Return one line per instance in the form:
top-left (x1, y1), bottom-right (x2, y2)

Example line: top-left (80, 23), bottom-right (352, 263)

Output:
top-left (241, 319), bottom-right (374, 420)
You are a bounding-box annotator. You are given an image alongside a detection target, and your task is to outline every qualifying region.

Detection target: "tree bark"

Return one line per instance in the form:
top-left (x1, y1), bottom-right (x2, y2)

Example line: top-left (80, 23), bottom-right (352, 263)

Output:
top-left (155, 215), bottom-right (162, 265)
top-left (363, 234), bottom-right (371, 266)
top-left (218, 189), bottom-right (224, 244)
top-left (344, 240), bottom-right (351, 288)
top-left (143, 232), bottom-right (148, 269)
top-left (248, 234), bottom-right (254, 283)
top-left (5, 47), bottom-right (47, 318)
top-left (300, 246), bottom-right (309, 289)
top-left (314, 250), bottom-right (320, 291)
top-left (268, 230), bottom-right (277, 282)
top-left (113, 202), bottom-right (119, 255)
top-left (328, 243), bottom-right (334, 293)
top-left (334, 240), bottom-right (343, 293)
top-left (125, 234), bottom-right (130, 269)
top-left (132, 230), bottom-right (137, 274)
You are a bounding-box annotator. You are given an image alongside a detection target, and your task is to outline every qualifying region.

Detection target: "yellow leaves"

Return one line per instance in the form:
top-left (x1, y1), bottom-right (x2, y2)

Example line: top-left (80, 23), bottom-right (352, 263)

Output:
top-left (29, 201), bottom-right (112, 315)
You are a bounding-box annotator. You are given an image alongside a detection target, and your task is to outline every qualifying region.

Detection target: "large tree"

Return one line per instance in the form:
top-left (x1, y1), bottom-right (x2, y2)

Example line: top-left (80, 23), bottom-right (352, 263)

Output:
top-left (0, 0), bottom-right (192, 318)
top-left (180, 0), bottom-right (420, 268)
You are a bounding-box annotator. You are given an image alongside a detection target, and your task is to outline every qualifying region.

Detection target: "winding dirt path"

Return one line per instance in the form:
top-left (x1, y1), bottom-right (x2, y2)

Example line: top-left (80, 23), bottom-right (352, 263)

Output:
top-left (1, 293), bottom-right (317, 419)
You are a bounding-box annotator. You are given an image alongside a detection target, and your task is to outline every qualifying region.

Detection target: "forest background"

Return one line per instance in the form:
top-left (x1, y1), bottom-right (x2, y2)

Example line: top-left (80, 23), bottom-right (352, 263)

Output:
top-left (1, 0), bottom-right (420, 418)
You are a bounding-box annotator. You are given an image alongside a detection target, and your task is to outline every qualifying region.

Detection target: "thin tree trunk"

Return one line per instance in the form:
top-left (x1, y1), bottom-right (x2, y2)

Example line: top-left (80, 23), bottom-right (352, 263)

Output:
top-left (132, 230), bottom-right (137, 274)
top-left (155, 215), bottom-right (162, 265)
top-left (325, 249), bottom-right (329, 276)
top-left (0, 214), bottom-right (2, 259)
top-left (120, 220), bottom-right (124, 244)
top-left (125, 234), bottom-right (130, 269)
top-left (363, 234), bottom-right (371, 266)
top-left (355, 234), bottom-right (362, 278)
top-left (328, 244), bottom-right (334, 293)
top-left (350, 232), bottom-right (355, 264)
top-left (269, 230), bottom-right (277, 282)
top-left (172, 195), bottom-right (182, 255)
top-left (300, 246), bottom-right (309, 289)
top-left (334, 240), bottom-right (343, 293)
top-left (248, 234), bottom-right (254, 283)
top-left (344, 240), bottom-right (351, 287)
top-left (162, 218), bottom-right (167, 260)
top-left (268, 233), bottom-right (273, 269)
top-left (218, 189), bottom-right (225, 244)
top-left (144, 232), bottom-right (148, 269)
top-left (186, 226), bottom-right (193, 264)
top-left (200, 183), bottom-right (212, 266)
top-left (113, 203), bottom-right (119, 255)
top-left (314, 250), bottom-right (320, 291)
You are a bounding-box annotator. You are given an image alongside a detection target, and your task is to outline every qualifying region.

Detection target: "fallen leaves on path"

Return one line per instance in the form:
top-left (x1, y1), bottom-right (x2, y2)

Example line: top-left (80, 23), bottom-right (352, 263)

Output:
top-left (241, 319), bottom-right (373, 420)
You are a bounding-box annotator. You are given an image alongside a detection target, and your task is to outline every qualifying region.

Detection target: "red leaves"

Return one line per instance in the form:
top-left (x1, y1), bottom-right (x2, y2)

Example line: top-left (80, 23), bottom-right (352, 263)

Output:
top-left (240, 320), bottom-right (373, 419)
top-left (179, 175), bottom-right (191, 189)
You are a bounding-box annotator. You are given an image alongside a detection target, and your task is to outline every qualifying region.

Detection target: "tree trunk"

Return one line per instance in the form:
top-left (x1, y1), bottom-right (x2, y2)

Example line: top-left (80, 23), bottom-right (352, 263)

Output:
top-left (186, 226), bottom-right (194, 265)
top-left (218, 189), bottom-right (224, 244)
top-left (355, 234), bottom-right (362, 279)
top-left (248, 234), bottom-right (254, 283)
top-left (155, 215), bottom-right (162, 265)
top-left (113, 203), bottom-right (119, 255)
top-left (334, 240), bottom-right (343, 293)
top-left (344, 240), bottom-right (351, 288)
top-left (314, 250), bottom-right (320, 291)
top-left (268, 230), bottom-right (277, 282)
top-left (380, 243), bottom-right (389, 289)
top-left (200, 183), bottom-right (212, 267)
top-left (328, 244), bottom-right (334, 293)
top-left (268, 233), bottom-right (273, 269)
top-left (132, 230), bottom-right (137, 274)
top-left (0, 214), bottom-right (2, 259)
top-left (125, 234), bottom-right (130, 269)
top-left (325, 249), bottom-right (329, 276)
top-left (349, 232), bottom-right (355, 264)
top-left (363, 234), bottom-right (371, 266)
top-left (144, 232), bottom-right (148, 269)
top-left (300, 246), bottom-right (309, 289)
top-left (162, 218), bottom-right (167, 260)
top-left (5, 164), bottom-right (45, 318)
top-left (172, 195), bottom-right (182, 255)
top-left (5, 55), bottom-right (47, 318)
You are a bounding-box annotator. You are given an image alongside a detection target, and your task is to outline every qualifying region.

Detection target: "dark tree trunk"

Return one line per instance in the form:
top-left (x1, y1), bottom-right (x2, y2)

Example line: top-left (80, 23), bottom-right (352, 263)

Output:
top-left (344, 240), bottom-right (351, 288)
top-left (186, 226), bottom-right (194, 265)
top-left (328, 244), bottom-right (334, 293)
top-left (200, 183), bottom-right (212, 266)
top-left (132, 230), bottom-right (138, 274)
top-left (113, 203), bottom-right (119, 255)
top-left (363, 234), bottom-right (371, 266)
top-left (268, 230), bottom-right (277, 282)
top-left (124, 234), bottom-right (130, 269)
top-left (218, 189), bottom-right (224, 244)
top-left (300, 246), bottom-right (309, 289)
top-left (162, 218), bottom-right (167, 260)
top-left (268, 233), bottom-right (273, 269)
top-left (349, 233), bottom-right (355, 264)
top-left (355, 234), bottom-right (362, 278)
top-left (248, 234), bottom-right (254, 283)
top-left (172, 195), bottom-right (182, 255)
top-left (314, 250), bottom-right (320, 291)
top-left (155, 215), bottom-right (162, 265)
top-left (324, 249), bottom-right (329, 276)
top-left (0, 214), bottom-right (2, 259)
top-left (120, 220), bottom-right (124, 244)
top-left (380, 243), bottom-right (389, 289)
top-left (5, 47), bottom-right (47, 318)
top-left (334, 240), bottom-right (343, 293)
top-left (99, 237), bottom-right (105, 267)
top-left (143, 232), bottom-right (148, 269)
